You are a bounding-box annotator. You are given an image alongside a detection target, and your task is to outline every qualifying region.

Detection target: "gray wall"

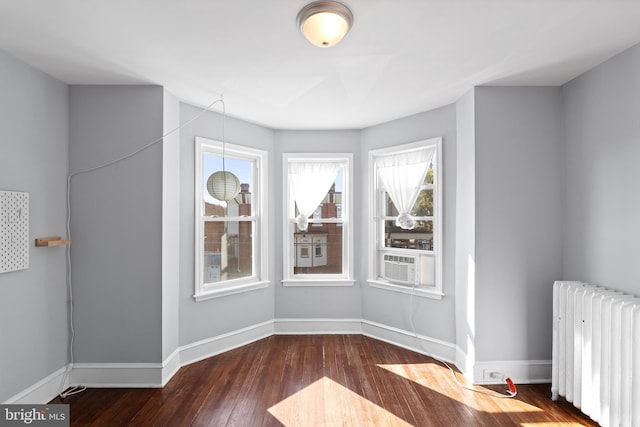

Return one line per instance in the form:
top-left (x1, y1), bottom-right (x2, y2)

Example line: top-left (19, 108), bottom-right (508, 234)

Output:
top-left (274, 130), bottom-right (363, 320)
top-left (69, 86), bottom-right (165, 363)
top-left (562, 43), bottom-right (640, 294)
top-left (473, 87), bottom-right (564, 361)
top-left (360, 104), bottom-right (457, 344)
top-left (0, 51), bottom-right (69, 401)
top-left (178, 103), bottom-right (275, 346)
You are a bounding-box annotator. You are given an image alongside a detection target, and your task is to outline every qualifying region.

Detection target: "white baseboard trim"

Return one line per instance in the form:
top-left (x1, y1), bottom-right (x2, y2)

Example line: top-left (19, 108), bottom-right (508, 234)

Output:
top-left (455, 345), bottom-right (472, 381)
top-left (67, 348), bottom-right (183, 389)
top-left (473, 359), bottom-right (552, 385)
top-left (362, 320), bottom-right (457, 364)
top-left (273, 318), bottom-right (362, 334)
top-left (7, 319), bottom-right (548, 403)
top-left (179, 320), bottom-right (274, 367)
top-left (3, 366), bottom-right (68, 404)
top-left (69, 362), bottom-right (165, 388)
top-left (161, 348), bottom-right (181, 387)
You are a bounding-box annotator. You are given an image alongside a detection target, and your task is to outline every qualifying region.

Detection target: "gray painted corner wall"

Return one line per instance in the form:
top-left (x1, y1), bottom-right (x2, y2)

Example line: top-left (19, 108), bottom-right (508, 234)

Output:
top-left (69, 85), bottom-right (165, 363)
top-left (0, 51), bottom-right (69, 401)
top-left (562, 43), bottom-right (640, 295)
top-left (473, 86), bottom-right (564, 361)
top-left (178, 103), bottom-right (276, 346)
top-left (360, 104), bottom-right (458, 344)
top-left (273, 130), bottom-right (363, 320)
top-left (162, 90), bottom-right (181, 360)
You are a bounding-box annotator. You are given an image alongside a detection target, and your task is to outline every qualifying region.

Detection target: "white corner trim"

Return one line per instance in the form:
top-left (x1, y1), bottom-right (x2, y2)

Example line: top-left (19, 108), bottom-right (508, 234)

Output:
top-left (3, 366), bottom-right (68, 404)
top-left (473, 359), bottom-right (552, 385)
top-left (273, 318), bottom-right (362, 334)
top-left (179, 320), bottom-right (274, 366)
top-left (362, 320), bottom-right (457, 364)
top-left (161, 348), bottom-right (181, 387)
top-left (455, 345), bottom-right (472, 382)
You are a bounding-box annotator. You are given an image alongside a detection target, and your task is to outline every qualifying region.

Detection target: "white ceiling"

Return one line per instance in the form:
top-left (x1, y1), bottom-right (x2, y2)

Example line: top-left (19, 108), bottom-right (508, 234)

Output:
top-left (1, 0), bottom-right (640, 130)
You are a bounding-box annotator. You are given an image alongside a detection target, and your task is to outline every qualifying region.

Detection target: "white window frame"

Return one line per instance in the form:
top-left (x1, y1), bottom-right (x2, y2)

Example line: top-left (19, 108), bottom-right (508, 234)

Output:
top-left (282, 153), bottom-right (354, 287)
top-left (368, 137), bottom-right (443, 299)
top-left (194, 136), bottom-right (269, 301)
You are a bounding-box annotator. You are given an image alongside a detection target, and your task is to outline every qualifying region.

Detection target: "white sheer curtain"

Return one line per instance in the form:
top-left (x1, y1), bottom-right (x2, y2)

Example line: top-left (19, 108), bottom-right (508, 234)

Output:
top-left (375, 147), bottom-right (435, 229)
top-left (289, 162), bottom-right (340, 231)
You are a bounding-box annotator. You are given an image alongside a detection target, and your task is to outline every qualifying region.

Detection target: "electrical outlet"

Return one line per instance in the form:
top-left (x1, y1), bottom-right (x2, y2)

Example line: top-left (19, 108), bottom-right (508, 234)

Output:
top-left (483, 369), bottom-right (502, 380)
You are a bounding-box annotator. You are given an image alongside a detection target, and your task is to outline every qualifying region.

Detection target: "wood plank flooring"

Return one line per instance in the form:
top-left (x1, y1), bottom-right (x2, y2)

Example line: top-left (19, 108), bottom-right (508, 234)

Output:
top-left (51, 335), bottom-right (598, 426)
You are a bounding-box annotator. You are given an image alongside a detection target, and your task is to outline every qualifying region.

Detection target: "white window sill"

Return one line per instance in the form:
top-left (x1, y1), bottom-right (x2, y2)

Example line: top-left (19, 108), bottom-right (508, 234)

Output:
top-left (281, 279), bottom-right (356, 287)
top-left (194, 280), bottom-right (270, 302)
top-left (367, 279), bottom-right (444, 300)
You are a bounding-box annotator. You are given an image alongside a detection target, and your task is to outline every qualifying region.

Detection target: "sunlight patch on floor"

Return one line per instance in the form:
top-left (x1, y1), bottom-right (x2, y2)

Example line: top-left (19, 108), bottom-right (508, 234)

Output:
top-left (267, 376), bottom-right (412, 426)
top-left (521, 423), bottom-right (589, 426)
top-left (377, 363), bottom-right (543, 414)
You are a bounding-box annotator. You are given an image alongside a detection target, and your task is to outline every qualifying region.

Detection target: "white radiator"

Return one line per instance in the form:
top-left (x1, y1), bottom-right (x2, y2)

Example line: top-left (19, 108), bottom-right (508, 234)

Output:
top-left (552, 281), bottom-right (640, 427)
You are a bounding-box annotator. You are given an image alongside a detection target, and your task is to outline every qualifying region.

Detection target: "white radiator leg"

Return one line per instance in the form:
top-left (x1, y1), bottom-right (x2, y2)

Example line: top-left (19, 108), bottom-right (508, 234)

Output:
top-left (632, 305), bottom-right (640, 427)
top-left (620, 299), bottom-right (640, 427)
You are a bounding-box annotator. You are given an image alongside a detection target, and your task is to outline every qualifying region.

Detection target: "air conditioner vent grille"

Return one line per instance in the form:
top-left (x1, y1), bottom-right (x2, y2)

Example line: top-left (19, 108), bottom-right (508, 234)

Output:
top-left (382, 254), bottom-right (417, 284)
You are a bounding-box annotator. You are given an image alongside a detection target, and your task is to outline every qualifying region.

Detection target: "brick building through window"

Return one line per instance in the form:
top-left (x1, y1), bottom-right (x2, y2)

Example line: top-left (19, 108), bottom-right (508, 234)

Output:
top-left (293, 184), bottom-right (343, 274)
top-left (203, 183), bottom-right (253, 282)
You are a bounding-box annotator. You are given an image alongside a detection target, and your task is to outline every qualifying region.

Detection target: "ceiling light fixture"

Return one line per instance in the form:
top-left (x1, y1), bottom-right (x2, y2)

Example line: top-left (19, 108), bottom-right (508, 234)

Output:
top-left (297, 1), bottom-right (353, 48)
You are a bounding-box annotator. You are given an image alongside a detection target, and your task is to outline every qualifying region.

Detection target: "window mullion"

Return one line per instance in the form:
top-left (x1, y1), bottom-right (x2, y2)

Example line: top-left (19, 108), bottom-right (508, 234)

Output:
top-left (203, 216), bottom-right (257, 222)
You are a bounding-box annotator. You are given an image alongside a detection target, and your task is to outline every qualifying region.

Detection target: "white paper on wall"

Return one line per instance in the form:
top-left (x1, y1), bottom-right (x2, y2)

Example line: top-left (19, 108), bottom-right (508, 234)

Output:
top-left (0, 190), bottom-right (29, 273)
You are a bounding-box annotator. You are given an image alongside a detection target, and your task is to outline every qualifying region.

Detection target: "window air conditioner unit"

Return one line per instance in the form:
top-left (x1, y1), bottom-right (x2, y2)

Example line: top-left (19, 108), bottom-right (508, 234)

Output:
top-left (381, 254), bottom-right (419, 285)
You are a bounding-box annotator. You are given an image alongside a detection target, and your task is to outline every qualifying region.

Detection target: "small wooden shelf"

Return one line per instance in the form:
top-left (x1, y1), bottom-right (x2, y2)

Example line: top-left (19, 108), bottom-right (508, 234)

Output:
top-left (35, 237), bottom-right (71, 247)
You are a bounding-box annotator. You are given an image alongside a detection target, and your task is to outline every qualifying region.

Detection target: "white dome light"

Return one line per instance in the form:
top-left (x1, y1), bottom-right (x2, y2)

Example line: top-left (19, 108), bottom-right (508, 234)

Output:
top-left (297, 1), bottom-right (353, 48)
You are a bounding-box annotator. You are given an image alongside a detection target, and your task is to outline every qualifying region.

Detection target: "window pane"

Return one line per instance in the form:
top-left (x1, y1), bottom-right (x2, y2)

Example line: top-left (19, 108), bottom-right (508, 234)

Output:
top-left (203, 220), bottom-right (253, 283)
top-left (384, 220), bottom-right (433, 251)
top-left (384, 193), bottom-right (399, 217)
top-left (424, 164), bottom-right (434, 184)
top-left (202, 153), bottom-right (253, 217)
top-left (410, 189), bottom-right (433, 216)
top-left (294, 170), bottom-right (343, 220)
top-left (385, 190), bottom-right (433, 217)
top-left (293, 228), bottom-right (343, 274)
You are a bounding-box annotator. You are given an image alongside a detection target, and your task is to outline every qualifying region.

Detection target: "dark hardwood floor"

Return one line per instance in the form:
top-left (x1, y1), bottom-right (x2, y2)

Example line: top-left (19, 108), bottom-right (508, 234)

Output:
top-left (51, 335), bottom-right (597, 426)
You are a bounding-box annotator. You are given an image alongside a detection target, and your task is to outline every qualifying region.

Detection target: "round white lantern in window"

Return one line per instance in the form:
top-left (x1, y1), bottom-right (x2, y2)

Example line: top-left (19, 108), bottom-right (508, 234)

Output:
top-left (207, 171), bottom-right (241, 201)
